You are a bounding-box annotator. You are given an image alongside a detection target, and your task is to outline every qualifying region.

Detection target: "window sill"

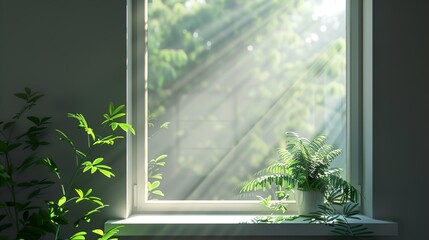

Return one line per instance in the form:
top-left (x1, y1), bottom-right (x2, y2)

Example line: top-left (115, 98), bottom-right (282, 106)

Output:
top-left (105, 214), bottom-right (398, 236)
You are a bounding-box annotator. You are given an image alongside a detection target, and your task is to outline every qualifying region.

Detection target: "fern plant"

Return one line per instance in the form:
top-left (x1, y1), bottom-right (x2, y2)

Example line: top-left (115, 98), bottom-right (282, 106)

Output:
top-left (241, 131), bottom-right (370, 236)
top-left (241, 132), bottom-right (357, 203)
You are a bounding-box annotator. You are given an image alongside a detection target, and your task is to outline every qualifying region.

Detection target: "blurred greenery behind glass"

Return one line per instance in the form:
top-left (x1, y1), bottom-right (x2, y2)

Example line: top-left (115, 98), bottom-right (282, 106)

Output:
top-left (147, 0), bottom-right (346, 200)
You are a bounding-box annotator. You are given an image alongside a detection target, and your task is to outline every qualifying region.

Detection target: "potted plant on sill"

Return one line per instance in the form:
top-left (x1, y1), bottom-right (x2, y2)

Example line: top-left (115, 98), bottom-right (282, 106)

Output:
top-left (241, 131), bottom-right (358, 215)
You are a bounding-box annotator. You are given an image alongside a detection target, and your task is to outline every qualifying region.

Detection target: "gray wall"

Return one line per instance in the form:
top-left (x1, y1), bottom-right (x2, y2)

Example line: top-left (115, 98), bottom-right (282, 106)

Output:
top-left (373, 0), bottom-right (429, 239)
top-left (0, 0), bottom-right (128, 237)
top-left (1, 0), bottom-right (429, 239)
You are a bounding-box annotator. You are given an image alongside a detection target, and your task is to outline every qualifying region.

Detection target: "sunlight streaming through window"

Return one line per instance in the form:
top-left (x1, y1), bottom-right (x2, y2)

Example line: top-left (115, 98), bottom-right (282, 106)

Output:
top-left (147, 0), bottom-right (346, 201)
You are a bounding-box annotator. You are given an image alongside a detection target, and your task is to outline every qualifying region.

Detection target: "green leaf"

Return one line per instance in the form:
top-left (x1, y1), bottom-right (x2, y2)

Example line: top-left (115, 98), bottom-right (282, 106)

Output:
top-left (68, 113), bottom-right (95, 141)
top-left (2, 121), bottom-right (15, 130)
top-left (113, 105), bottom-right (125, 115)
top-left (85, 188), bottom-right (93, 197)
top-left (109, 103), bottom-right (125, 116)
top-left (155, 154), bottom-right (168, 161)
top-left (27, 116), bottom-right (40, 126)
top-left (98, 169), bottom-right (115, 178)
top-left (104, 113), bottom-right (126, 124)
top-left (160, 122), bottom-right (170, 129)
top-left (58, 196), bottom-right (66, 206)
top-left (97, 165), bottom-right (112, 170)
top-left (70, 231), bottom-right (87, 240)
top-left (93, 158), bottom-right (104, 165)
top-left (110, 122), bottom-right (118, 131)
top-left (90, 198), bottom-right (104, 206)
top-left (92, 229), bottom-right (104, 236)
top-left (98, 226), bottom-right (123, 240)
top-left (118, 123), bottom-right (135, 134)
top-left (108, 102), bottom-right (115, 115)
top-left (52, 216), bottom-right (69, 225)
top-left (0, 141), bottom-right (7, 153)
top-left (128, 126), bottom-right (136, 135)
top-left (14, 93), bottom-right (28, 100)
top-left (147, 181), bottom-right (160, 191)
top-left (41, 117), bottom-right (51, 124)
top-left (16, 154), bottom-right (36, 173)
top-left (102, 113), bottom-right (110, 121)
top-left (42, 157), bottom-right (60, 178)
top-left (28, 93), bottom-right (44, 103)
top-left (150, 174), bottom-right (163, 179)
top-left (83, 166), bottom-right (91, 173)
top-left (28, 188), bottom-right (41, 199)
top-left (76, 189), bottom-right (84, 198)
top-left (16, 179), bottom-right (54, 188)
top-left (112, 113), bottom-right (126, 119)
top-left (151, 190), bottom-right (164, 196)
top-left (0, 142), bottom-right (21, 154)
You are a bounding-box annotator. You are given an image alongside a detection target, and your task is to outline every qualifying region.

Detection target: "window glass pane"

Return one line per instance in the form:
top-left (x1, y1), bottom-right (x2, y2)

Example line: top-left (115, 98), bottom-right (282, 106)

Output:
top-left (147, 0), bottom-right (346, 201)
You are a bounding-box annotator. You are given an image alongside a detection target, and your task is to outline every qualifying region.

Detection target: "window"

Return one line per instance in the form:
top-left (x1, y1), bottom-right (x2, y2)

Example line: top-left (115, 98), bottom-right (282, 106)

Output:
top-left (127, 0), bottom-right (367, 215)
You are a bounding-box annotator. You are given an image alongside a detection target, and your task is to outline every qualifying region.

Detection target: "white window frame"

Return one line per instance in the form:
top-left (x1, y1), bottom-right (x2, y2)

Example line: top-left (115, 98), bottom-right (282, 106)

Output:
top-left (125, 0), bottom-right (372, 216)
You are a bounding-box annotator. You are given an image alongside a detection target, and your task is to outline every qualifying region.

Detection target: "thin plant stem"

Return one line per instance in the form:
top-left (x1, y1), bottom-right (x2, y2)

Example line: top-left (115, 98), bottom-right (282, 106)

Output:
top-left (54, 225), bottom-right (60, 240)
top-left (55, 150), bottom-right (83, 240)
top-left (55, 130), bottom-right (96, 240)
top-left (5, 154), bottom-right (20, 234)
top-left (87, 134), bottom-right (90, 149)
top-left (65, 163), bottom-right (82, 198)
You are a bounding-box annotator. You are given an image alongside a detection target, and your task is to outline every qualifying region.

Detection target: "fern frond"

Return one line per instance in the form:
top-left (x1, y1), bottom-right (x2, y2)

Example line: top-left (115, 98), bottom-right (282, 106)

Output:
top-left (307, 134), bottom-right (327, 154)
top-left (325, 149), bottom-right (342, 161)
top-left (241, 174), bottom-right (295, 193)
top-left (327, 175), bottom-right (359, 203)
top-left (308, 177), bottom-right (329, 191)
top-left (277, 147), bottom-right (293, 162)
top-left (284, 132), bottom-right (302, 151)
top-left (342, 202), bottom-right (360, 217)
top-left (264, 162), bottom-right (289, 174)
top-left (326, 167), bottom-right (343, 177)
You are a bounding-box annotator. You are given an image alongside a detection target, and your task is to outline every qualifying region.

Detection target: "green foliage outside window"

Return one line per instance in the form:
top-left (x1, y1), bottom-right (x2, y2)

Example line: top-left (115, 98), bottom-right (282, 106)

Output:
top-left (147, 0), bottom-right (347, 201)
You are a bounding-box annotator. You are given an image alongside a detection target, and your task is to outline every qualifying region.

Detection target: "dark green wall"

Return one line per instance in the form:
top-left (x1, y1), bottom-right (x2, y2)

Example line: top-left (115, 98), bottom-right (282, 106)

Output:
top-left (0, 0), bottom-right (128, 237)
top-left (373, 0), bottom-right (429, 239)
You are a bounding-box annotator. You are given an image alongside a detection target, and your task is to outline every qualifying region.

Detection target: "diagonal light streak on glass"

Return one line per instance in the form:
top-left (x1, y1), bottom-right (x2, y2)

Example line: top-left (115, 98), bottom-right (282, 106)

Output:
top-left (147, 0), bottom-right (346, 201)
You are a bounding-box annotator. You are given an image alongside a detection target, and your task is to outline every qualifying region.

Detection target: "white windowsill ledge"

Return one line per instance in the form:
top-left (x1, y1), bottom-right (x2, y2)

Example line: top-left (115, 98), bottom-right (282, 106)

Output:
top-left (105, 214), bottom-right (398, 236)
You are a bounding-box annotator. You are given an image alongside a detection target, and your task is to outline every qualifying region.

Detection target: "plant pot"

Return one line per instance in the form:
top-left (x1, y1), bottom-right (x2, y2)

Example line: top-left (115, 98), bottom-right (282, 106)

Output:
top-left (295, 190), bottom-right (324, 215)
